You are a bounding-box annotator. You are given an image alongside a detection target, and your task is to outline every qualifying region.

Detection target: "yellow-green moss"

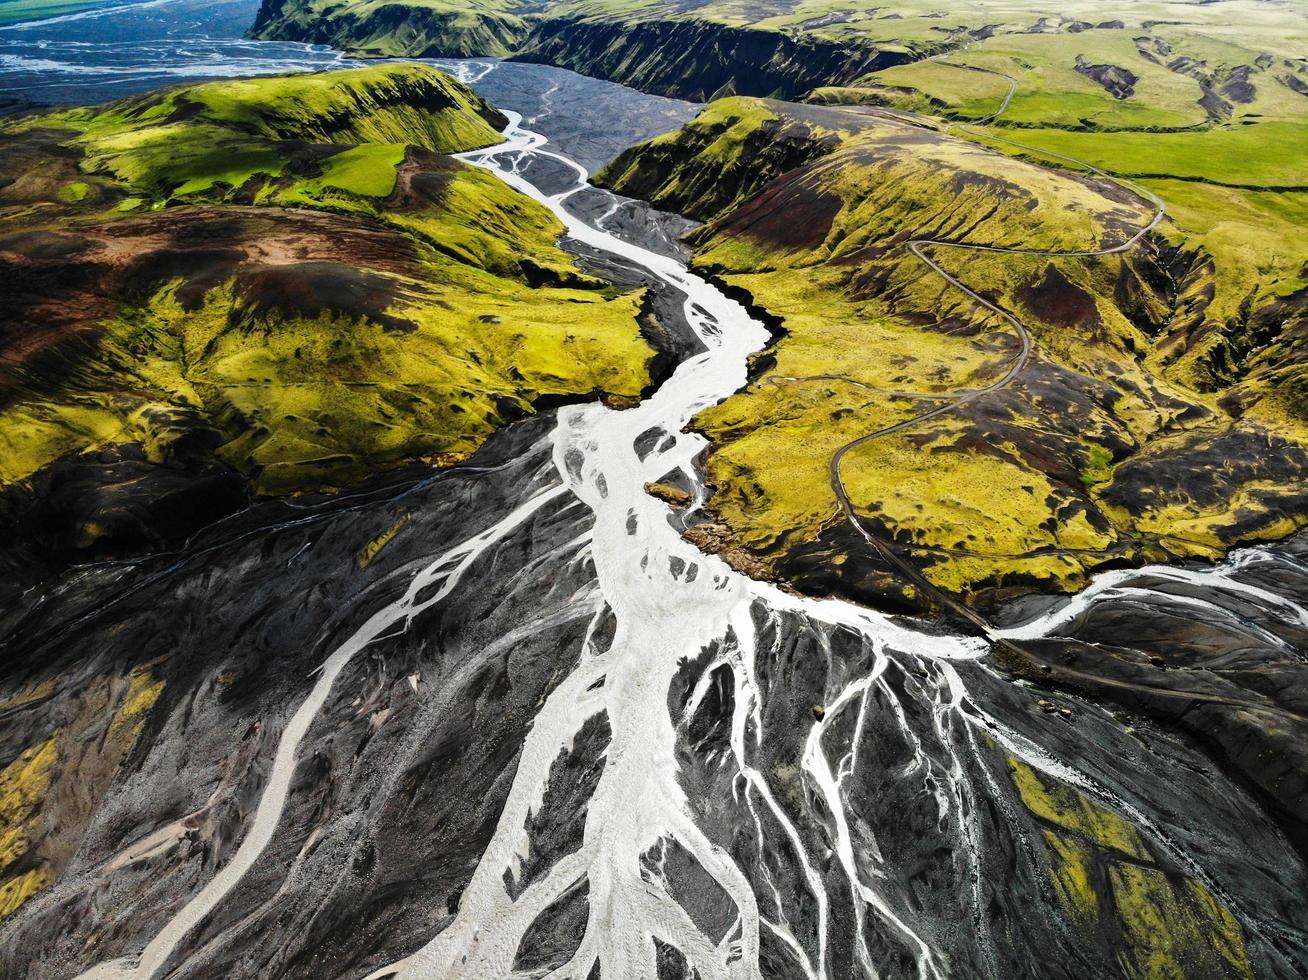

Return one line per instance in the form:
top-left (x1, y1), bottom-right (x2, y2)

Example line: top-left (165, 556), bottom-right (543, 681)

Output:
top-left (303, 143), bottom-right (407, 198)
top-left (56, 181), bottom-right (91, 203)
top-left (0, 865), bottom-right (52, 921)
top-left (1007, 755), bottom-right (1254, 976)
top-left (0, 260), bottom-right (652, 495)
top-left (0, 737), bottom-right (57, 871)
top-left (1111, 864), bottom-right (1253, 980)
top-left (0, 736), bottom-right (58, 919)
top-left (0, 677), bottom-right (59, 712)
top-left (1081, 444), bottom-right (1115, 488)
top-left (1007, 757), bottom-right (1149, 860)
top-left (1041, 829), bottom-right (1099, 927)
top-left (358, 513), bottom-right (412, 568)
top-left (106, 664), bottom-right (165, 748)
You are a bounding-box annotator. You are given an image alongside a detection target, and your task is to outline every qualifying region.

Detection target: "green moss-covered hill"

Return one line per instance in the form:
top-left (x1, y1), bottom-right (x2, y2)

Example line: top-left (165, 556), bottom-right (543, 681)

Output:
top-left (0, 64), bottom-right (655, 573)
top-left (598, 95), bottom-right (1308, 605)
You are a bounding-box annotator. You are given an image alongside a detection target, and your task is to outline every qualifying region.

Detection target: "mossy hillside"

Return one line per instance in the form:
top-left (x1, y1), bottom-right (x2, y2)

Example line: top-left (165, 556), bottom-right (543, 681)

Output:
top-left (1142, 182), bottom-right (1308, 409)
top-left (7, 264), bottom-right (651, 497)
top-left (837, 62), bottom-right (1014, 116)
top-left (13, 64), bottom-right (506, 204)
top-left (875, 30), bottom-right (1214, 129)
top-left (0, 193), bottom-right (652, 498)
top-left (691, 264), bottom-right (1138, 595)
top-left (612, 99), bottom-right (1308, 598)
top-left (251, 0), bottom-right (531, 57)
top-left (600, 93), bottom-right (1144, 244)
top-left (383, 163), bottom-right (586, 281)
top-left (0, 663), bottom-right (166, 921)
top-left (596, 98), bottom-right (854, 220)
top-left (697, 120), bottom-right (1143, 259)
top-left (0, 67), bottom-right (655, 517)
top-left (695, 367), bottom-right (1117, 594)
top-left (178, 65), bottom-right (508, 147)
top-left (685, 117), bottom-right (1136, 565)
top-left (960, 132), bottom-right (1308, 405)
top-left (863, 17), bottom-right (1308, 127)
top-left (2, 65), bottom-right (576, 284)
top-left (804, 82), bottom-right (955, 117)
top-left (57, 62), bottom-right (509, 147)
top-left (273, 142), bottom-right (408, 200)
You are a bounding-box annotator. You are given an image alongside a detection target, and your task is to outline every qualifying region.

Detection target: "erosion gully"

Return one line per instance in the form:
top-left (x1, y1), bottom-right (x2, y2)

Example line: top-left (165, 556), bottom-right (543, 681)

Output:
top-left (25, 58), bottom-right (1308, 980)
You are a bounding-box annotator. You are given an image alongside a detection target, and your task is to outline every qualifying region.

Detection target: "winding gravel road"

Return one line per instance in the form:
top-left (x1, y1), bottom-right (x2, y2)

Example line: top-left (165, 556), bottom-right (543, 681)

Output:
top-left (825, 60), bottom-right (1166, 594)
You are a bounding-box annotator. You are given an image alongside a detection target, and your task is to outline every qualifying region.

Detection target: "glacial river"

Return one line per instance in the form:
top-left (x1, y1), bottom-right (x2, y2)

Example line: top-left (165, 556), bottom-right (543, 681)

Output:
top-left (3, 6), bottom-right (1308, 978)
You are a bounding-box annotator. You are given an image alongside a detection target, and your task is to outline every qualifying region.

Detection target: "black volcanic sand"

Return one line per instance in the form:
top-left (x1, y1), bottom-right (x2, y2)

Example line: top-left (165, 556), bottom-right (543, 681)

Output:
top-left (4, 422), bottom-right (1307, 976)
top-left (994, 540), bottom-right (1308, 866)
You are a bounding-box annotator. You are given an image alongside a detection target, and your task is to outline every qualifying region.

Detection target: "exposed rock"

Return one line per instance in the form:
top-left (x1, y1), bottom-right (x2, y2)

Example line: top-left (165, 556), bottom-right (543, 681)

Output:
top-left (683, 522), bottom-right (772, 579)
top-left (644, 481), bottom-right (692, 507)
top-left (1280, 72), bottom-right (1308, 96)
top-left (601, 392), bottom-right (642, 410)
top-left (1074, 54), bottom-right (1138, 99)
top-left (251, 0), bottom-right (911, 103)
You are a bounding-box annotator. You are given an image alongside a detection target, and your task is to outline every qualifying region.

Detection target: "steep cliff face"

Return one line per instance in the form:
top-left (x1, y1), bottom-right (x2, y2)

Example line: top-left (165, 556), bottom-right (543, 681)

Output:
top-left (174, 62), bottom-right (510, 146)
top-left (250, 0), bottom-right (529, 58)
top-left (510, 17), bottom-right (910, 101)
top-left (248, 0), bottom-right (913, 102)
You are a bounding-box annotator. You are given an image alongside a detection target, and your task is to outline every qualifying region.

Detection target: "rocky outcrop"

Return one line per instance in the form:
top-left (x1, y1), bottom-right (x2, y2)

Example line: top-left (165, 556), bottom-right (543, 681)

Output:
top-left (510, 17), bottom-right (910, 102)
